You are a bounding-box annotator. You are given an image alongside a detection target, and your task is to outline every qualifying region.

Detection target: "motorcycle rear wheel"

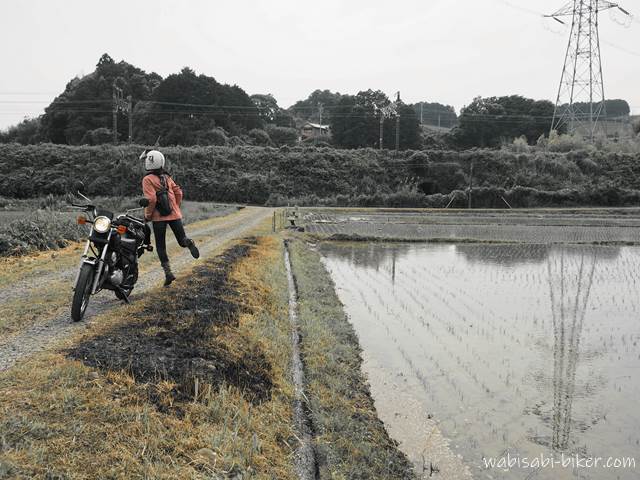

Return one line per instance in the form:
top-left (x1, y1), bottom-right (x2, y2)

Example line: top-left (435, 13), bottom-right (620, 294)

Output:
top-left (71, 263), bottom-right (94, 322)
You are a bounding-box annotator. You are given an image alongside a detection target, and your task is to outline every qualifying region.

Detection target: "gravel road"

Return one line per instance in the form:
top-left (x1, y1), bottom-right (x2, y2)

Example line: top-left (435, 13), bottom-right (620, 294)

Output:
top-left (0, 207), bottom-right (272, 372)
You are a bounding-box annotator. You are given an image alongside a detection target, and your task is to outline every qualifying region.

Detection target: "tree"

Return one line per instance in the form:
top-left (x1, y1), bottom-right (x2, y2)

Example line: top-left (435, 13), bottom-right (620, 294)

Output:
top-left (251, 94), bottom-right (295, 127)
top-left (453, 95), bottom-right (558, 148)
top-left (289, 89), bottom-right (343, 122)
top-left (567, 99), bottom-right (630, 118)
top-left (251, 94), bottom-right (280, 123)
top-left (410, 102), bottom-right (457, 128)
top-left (0, 117), bottom-right (42, 144)
top-left (136, 67), bottom-right (260, 145)
top-left (329, 92), bottom-right (382, 149)
top-left (328, 90), bottom-right (420, 150)
top-left (38, 53), bottom-right (161, 145)
top-left (265, 125), bottom-right (298, 146)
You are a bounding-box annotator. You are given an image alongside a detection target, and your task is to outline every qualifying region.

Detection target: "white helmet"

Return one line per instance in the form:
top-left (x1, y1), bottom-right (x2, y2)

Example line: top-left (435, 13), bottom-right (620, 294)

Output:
top-left (140, 149), bottom-right (165, 171)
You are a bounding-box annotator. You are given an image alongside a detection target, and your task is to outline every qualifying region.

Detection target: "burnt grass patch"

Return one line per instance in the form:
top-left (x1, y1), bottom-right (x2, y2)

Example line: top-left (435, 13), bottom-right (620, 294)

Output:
top-left (66, 238), bottom-right (274, 413)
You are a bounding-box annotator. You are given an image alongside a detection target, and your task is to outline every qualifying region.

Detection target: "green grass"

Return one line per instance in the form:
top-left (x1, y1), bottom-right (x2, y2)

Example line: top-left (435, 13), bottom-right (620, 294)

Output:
top-left (287, 239), bottom-right (415, 479)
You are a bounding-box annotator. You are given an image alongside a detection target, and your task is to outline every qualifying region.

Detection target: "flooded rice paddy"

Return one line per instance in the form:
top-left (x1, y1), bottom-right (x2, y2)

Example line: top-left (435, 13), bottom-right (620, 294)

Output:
top-left (320, 242), bottom-right (640, 479)
top-left (305, 211), bottom-right (640, 243)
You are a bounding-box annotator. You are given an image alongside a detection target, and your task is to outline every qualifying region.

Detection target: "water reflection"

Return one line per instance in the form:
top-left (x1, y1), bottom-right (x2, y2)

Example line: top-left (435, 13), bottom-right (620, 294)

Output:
top-left (547, 251), bottom-right (597, 452)
top-left (320, 242), bottom-right (640, 479)
top-left (321, 242), bottom-right (620, 270)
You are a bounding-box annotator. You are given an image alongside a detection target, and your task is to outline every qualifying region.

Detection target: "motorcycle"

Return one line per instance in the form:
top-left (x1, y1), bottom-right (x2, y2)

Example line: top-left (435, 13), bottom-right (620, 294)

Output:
top-left (69, 189), bottom-right (152, 322)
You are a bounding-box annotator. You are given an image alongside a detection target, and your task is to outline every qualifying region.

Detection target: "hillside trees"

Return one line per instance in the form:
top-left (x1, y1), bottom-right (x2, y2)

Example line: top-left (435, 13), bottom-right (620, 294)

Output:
top-left (452, 95), bottom-right (557, 147)
top-left (250, 94), bottom-right (295, 127)
top-left (289, 89), bottom-right (343, 122)
top-left (135, 67), bottom-right (261, 146)
top-left (2, 54), bottom-right (262, 147)
top-left (329, 90), bottom-right (420, 150)
top-left (39, 54), bottom-right (161, 145)
top-left (409, 102), bottom-right (457, 128)
top-left (567, 99), bottom-right (631, 118)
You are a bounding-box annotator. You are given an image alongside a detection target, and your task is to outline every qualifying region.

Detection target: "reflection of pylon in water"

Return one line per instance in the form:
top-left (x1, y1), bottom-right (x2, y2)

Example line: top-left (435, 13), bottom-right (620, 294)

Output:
top-left (547, 251), bottom-right (597, 451)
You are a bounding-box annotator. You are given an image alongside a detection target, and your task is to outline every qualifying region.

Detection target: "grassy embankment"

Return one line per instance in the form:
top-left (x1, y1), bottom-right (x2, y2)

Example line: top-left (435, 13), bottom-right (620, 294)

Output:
top-left (0, 235), bottom-right (297, 479)
top-left (287, 239), bottom-right (415, 479)
top-left (3, 142), bottom-right (640, 208)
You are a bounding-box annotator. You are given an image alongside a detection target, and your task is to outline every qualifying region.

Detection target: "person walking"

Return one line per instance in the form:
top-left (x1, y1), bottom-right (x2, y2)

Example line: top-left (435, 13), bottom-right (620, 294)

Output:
top-left (140, 149), bottom-right (199, 286)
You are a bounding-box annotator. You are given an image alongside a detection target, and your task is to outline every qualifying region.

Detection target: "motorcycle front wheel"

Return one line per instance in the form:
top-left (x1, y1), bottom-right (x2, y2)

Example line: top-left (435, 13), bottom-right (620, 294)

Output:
top-left (71, 263), bottom-right (94, 322)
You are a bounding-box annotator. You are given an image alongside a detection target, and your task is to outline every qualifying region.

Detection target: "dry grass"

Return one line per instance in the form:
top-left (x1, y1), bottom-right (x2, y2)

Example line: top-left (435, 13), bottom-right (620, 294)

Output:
top-left (287, 239), bottom-right (415, 479)
top-left (0, 236), bottom-right (296, 479)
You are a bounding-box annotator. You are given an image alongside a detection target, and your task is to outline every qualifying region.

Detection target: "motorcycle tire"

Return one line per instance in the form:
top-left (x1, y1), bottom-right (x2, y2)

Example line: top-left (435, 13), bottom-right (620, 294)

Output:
top-left (71, 263), bottom-right (94, 322)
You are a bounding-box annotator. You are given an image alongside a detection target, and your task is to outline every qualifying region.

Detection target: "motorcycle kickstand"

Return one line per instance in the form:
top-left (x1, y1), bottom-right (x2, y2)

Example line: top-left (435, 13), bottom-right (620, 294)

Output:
top-left (116, 286), bottom-right (131, 304)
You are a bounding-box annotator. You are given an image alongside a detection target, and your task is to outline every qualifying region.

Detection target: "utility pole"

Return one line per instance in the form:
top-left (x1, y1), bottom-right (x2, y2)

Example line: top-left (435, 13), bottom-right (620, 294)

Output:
top-left (127, 95), bottom-right (133, 143)
top-left (420, 103), bottom-right (423, 125)
top-left (112, 85), bottom-right (118, 144)
top-left (395, 91), bottom-right (401, 152)
top-left (112, 83), bottom-right (132, 144)
top-left (546, 0), bottom-right (630, 141)
top-left (315, 102), bottom-right (323, 145)
top-left (379, 111), bottom-right (384, 150)
top-left (468, 159), bottom-right (473, 209)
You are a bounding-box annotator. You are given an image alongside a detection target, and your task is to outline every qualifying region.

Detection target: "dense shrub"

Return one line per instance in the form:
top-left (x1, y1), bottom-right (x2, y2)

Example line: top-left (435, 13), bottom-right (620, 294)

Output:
top-left (195, 127), bottom-right (229, 146)
top-left (0, 143), bottom-right (639, 208)
top-left (248, 129), bottom-right (271, 146)
top-left (265, 125), bottom-right (298, 147)
top-left (0, 212), bottom-right (85, 256)
top-left (80, 128), bottom-right (113, 146)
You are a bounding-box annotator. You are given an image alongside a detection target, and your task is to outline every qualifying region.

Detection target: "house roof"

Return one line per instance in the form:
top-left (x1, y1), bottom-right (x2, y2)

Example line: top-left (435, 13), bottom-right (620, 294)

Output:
top-left (303, 122), bottom-right (330, 129)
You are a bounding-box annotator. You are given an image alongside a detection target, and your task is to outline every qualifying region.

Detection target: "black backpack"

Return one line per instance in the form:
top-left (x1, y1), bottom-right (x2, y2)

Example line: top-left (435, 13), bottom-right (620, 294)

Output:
top-left (155, 174), bottom-right (173, 216)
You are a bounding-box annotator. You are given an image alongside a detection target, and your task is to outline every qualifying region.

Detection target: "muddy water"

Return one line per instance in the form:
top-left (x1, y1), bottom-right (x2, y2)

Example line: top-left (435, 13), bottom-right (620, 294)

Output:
top-left (319, 243), bottom-right (640, 479)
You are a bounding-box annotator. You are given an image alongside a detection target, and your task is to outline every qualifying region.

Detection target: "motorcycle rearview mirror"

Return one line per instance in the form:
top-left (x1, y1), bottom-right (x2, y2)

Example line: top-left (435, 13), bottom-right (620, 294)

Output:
top-left (139, 198), bottom-right (150, 207)
top-left (73, 181), bottom-right (93, 204)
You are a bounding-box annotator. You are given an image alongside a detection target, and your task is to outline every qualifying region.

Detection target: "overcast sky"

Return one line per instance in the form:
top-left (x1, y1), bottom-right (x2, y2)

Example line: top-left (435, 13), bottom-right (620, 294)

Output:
top-left (1, 0), bottom-right (639, 129)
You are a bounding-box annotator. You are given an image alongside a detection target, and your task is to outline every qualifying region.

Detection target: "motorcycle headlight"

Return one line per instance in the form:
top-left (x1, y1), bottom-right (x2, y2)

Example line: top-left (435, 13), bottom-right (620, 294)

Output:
top-left (93, 216), bottom-right (111, 233)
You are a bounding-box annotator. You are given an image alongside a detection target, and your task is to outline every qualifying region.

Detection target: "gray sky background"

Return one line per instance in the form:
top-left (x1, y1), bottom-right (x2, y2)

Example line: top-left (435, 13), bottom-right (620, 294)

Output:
top-left (1, 0), bottom-right (639, 129)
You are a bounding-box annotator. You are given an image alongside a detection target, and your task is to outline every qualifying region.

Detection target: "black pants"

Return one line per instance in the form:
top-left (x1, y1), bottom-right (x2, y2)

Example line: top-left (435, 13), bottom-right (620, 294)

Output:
top-left (152, 219), bottom-right (189, 264)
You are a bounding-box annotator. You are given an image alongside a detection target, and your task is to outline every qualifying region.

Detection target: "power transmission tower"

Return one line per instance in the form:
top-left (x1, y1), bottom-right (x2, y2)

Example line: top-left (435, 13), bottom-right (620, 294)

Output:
top-left (546, 0), bottom-right (630, 141)
top-left (112, 83), bottom-right (133, 144)
top-left (376, 103), bottom-right (396, 150)
top-left (375, 92), bottom-right (401, 150)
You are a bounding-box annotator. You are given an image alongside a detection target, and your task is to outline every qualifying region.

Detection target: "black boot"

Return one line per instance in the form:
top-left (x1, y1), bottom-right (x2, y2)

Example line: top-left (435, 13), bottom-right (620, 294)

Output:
top-left (186, 239), bottom-right (200, 259)
top-left (161, 261), bottom-right (176, 287)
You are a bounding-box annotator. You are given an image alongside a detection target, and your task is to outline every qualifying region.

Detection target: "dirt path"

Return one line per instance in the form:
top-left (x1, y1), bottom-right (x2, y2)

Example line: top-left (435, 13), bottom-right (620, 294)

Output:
top-left (0, 207), bottom-right (272, 372)
top-left (0, 208), bottom-right (245, 305)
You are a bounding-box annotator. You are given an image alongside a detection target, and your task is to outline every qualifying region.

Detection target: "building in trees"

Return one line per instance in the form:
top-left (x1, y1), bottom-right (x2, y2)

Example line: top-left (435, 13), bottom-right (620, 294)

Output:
top-left (300, 122), bottom-right (330, 140)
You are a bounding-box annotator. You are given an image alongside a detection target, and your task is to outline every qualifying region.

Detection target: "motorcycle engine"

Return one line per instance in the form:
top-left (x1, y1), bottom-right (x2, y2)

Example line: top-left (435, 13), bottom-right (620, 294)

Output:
top-left (109, 269), bottom-right (124, 286)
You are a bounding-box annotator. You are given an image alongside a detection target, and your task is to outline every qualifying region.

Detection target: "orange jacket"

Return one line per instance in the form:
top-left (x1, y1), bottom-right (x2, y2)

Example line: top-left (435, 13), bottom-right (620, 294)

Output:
top-left (142, 173), bottom-right (183, 222)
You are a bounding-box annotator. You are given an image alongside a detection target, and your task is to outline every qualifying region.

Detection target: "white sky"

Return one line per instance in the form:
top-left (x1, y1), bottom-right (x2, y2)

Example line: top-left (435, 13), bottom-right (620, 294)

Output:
top-left (1, 0), bottom-right (639, 129)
